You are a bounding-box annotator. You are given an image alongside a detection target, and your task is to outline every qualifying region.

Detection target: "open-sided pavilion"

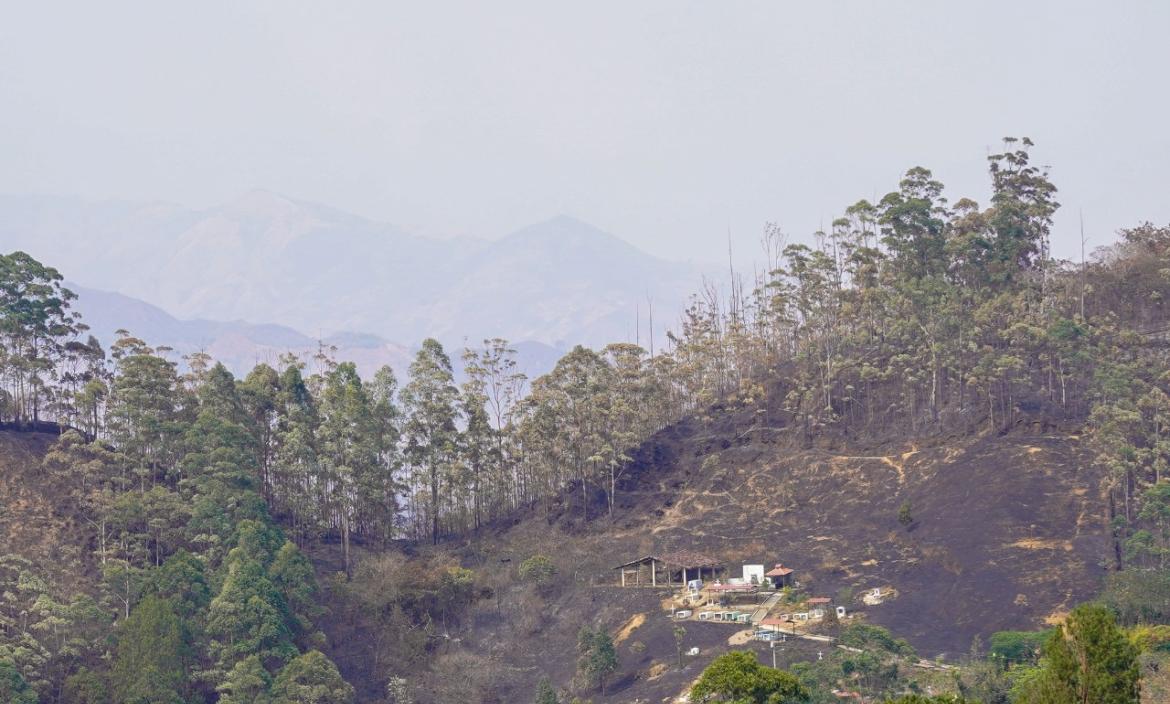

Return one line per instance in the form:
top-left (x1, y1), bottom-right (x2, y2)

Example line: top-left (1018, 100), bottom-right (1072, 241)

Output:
top-left (613, 550), bottom-right (722, 587)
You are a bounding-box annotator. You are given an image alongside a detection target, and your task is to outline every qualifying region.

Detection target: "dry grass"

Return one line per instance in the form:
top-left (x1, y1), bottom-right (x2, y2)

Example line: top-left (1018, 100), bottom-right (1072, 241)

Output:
top-left (613, 612), bottom-right (646, 645)
top-left (1008, 538), bottom-right (1074, 551)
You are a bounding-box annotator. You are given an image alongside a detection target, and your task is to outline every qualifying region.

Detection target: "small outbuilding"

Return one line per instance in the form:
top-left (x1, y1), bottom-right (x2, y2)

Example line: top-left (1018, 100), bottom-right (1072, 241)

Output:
top-left (764, 563), bottom-right (795, 588)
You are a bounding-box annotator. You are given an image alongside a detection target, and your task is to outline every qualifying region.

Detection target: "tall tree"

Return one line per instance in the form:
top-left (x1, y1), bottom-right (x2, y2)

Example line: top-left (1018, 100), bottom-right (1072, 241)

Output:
top-left (576, 625), bottom-right (618, 694)
top-left (363, 365), bottom-right (402, 545)
top-left (105, 334), bottom-right (182, 491)
top-left (1019, 603), bottom-right (1139, 704)
top-left (318, 362), bottom-right (380, 576)
top-left (0, 251), bottom-right (83, 426)
top-left (109, 596), bottom-right (190, 704)
top-left (401, 339), bottom-right (460, 544)
top-left (272, 360), bottom-right (321, 544)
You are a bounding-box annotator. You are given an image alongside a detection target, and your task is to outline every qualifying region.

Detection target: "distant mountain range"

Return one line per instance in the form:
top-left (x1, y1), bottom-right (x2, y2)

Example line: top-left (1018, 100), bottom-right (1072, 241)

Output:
top-left (0, 192), bottom-right (708, 360)
top-left (67, 284), bottom-right (566, 381)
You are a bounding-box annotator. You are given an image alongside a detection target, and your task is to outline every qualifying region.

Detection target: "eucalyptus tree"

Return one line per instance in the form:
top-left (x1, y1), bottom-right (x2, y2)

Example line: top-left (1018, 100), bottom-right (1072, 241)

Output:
top-left (363, 365), bottom-right (403, 545)
top-left (521, 346), bottom-right (610, 521)
top-left (0, 251), bottom-right (83, 425)
top-left (401, 339), bottom-right (460, 544)
top-left (462, 339), bottom-right (526, 516)
top-left (318, 362), bottom-right (381, 576)
top-left (273, 359), bottom-right (321, 545)
top-left (105, 333), bottom-right (183, 491)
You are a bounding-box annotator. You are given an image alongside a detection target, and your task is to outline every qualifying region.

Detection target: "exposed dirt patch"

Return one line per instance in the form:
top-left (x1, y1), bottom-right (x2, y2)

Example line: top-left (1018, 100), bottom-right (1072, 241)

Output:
top-left (1008, 538), bottom-right (1074, 551)
top-left (613, 612), bottom-right (646, 645)
top-left (727, 628), bottom-right (755, 645)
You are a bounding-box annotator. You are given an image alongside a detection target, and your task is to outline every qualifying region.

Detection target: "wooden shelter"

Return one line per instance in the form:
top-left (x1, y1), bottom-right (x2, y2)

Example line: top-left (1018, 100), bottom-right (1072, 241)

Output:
top-left (614, 550), bottom-right (722, 587)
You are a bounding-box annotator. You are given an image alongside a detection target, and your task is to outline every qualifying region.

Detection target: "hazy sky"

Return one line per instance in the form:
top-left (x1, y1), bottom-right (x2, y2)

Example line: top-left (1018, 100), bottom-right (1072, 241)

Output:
top-left (2, 1), bottom-right (1168, 265)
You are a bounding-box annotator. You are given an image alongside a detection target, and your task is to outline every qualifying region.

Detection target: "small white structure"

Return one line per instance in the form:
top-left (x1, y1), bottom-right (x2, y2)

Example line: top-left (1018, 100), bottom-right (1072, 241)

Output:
top-left (836, 606), bottom-right (847, 619)
top-left (687, 579), bottom-right (704, 592)
top-left (675, 609), bottom-right (692, 619)
top-left (742, 564), bottom-right (765, 585)
top-left (688, 647), bottom-right (700, 656)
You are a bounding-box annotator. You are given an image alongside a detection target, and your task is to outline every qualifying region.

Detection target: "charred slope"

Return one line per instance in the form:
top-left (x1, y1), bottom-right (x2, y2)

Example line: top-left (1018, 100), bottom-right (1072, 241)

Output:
top-left (0, 431), bottom-right (99, 596)
top-left (470, 403), bottom-right (1105, 648)
top-left (610, 414), bottom-right (1107, 657)
top-left (0, 416), bottom-right (1109, 701)
top-left (346, 405), bottom-right (1112, 703)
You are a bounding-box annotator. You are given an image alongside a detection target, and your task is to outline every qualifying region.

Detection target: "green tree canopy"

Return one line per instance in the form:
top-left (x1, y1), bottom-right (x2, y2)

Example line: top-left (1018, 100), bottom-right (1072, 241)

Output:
top-left (0, 658), bottom-right (38, 704)
top-left (270, 650), bottom-right (354, 704)
top-left (1018, 603), bottom-right (1139, 704)
top-left (109, 596), bottom-right (189, 704)
top-left (691, 651), bottom-right (809, 704)
top-left (217, 654), bottom-right (273, 704)
top-left (577, 624), bottom-right (619, 694)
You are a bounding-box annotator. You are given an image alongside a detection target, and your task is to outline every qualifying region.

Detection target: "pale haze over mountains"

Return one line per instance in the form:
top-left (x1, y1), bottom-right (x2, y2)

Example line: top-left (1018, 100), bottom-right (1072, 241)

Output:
top-left (0, 191), bottom-right (710, 376)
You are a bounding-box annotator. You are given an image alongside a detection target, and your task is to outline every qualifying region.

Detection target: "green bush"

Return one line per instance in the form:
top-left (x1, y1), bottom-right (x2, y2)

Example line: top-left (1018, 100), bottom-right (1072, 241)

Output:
top-left (988, 629), bottom-right (1051, 665)
top-left (519, 555), bottom-right (558, 587)
top-left (839, 623), bottom-right (917, 658)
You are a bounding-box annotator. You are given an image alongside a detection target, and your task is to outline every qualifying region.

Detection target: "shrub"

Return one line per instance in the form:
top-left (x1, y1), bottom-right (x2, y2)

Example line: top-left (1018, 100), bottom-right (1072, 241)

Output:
top-left (988, 629), bottom-right (1050, 665)
top-left (519, 555), bottom-right (558, 587)
top-left (840, 624), bottom-right (916, 658)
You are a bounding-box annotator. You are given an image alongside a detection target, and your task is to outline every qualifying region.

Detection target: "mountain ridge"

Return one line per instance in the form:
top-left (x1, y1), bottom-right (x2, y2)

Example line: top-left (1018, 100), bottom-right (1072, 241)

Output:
top-left (68, 283), bottom-right (565, 381)
top-left (0, 192), bottom-right (708, 350)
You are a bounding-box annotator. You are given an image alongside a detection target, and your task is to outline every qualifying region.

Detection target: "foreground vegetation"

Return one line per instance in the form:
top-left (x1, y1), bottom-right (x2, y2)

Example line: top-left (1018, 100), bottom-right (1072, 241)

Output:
top-left (678, 601), bottom-right (1164, 704)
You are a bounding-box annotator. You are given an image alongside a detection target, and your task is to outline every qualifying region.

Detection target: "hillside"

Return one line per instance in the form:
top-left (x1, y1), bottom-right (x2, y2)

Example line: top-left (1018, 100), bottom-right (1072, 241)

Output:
top-left (0, 431), bottom-right (99, 600)
top-left (318, 402), bottom-right (1110, 702)
top-left (0, 192), bottom-right (706, 349)
top-left (2, 148), bottom-right (1164, 703)
top-left (0, 409), bottom-right (1111, 703)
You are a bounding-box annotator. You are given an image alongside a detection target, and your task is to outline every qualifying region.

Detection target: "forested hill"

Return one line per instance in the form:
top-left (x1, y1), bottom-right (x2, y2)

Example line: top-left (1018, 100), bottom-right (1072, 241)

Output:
top-left (1, 139), bottom-right (1170, 703)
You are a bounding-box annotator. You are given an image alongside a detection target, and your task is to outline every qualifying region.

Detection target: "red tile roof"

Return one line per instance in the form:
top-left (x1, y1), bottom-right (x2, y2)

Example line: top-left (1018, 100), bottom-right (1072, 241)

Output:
top-left (765, 564), bottom-right (794, 576)
top-left (657, 550), bottom-right (721, 568)
top-left (760, 618), bottom-right (794, 626)
top-left (807, 597), bottom-right (831, 604)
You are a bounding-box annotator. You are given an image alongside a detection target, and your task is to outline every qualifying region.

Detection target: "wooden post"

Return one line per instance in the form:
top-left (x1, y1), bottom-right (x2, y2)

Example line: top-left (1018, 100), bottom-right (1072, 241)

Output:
top-left (651, 559), bottom-right (657, 587)
top-left (621, 569), bottom-right (626, 587)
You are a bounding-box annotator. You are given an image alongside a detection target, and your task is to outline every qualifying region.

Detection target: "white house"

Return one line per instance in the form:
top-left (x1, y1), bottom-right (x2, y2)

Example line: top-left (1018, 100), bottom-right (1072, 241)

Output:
top-left (742, 564), bottom-right (765, 585)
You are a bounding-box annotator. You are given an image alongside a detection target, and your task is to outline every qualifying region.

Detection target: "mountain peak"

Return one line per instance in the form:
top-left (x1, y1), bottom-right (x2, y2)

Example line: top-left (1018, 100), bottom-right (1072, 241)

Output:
top-left (504, 214), bottom-right (638, 254)
top-left (221, 189), bottom-right (302, 220)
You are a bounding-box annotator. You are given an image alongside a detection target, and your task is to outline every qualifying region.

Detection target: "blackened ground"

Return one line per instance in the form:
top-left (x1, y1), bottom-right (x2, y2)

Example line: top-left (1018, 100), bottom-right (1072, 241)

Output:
top-left (319, 403), bottom-right (1107, 702)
